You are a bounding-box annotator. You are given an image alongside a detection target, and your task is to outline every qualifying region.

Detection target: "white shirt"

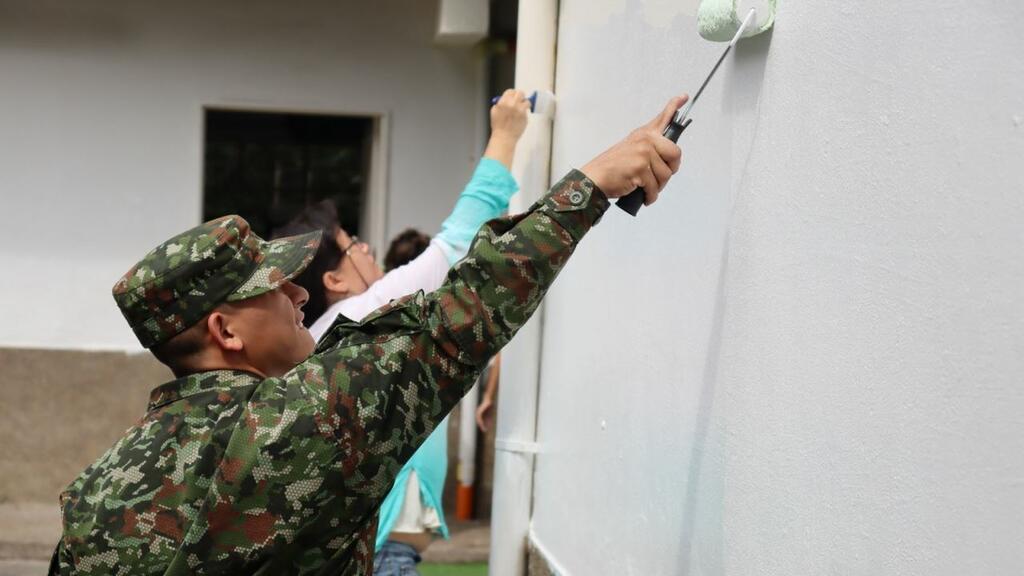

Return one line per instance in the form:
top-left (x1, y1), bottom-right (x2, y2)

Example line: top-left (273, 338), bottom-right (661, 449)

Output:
top-left (308, 239), bottom-right (451, 340)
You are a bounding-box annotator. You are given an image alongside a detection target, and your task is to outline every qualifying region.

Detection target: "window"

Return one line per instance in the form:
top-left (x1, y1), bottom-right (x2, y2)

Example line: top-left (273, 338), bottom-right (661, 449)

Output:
top-left (202, 109), bottom-right (374, 239)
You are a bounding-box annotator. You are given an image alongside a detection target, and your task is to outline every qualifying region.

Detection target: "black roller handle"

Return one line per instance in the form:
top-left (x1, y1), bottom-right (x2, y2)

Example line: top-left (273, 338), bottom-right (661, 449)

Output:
top-left (614, 116), bottom-right (692, 216)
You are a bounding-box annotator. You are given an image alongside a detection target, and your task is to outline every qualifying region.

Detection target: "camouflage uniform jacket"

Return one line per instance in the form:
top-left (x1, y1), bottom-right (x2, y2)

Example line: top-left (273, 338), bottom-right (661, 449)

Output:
top-left (52, 171), bottom-right (608, 575)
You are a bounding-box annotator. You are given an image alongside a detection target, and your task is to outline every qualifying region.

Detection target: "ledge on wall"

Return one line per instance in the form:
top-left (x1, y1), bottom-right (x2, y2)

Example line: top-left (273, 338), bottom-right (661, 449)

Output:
top-left (435, 0), bottom-right (489, 45)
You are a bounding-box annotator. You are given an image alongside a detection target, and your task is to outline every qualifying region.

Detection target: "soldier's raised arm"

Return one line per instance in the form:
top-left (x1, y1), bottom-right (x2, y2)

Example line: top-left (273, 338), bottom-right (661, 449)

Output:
top-left (298, 95), bottom-right (687, 510)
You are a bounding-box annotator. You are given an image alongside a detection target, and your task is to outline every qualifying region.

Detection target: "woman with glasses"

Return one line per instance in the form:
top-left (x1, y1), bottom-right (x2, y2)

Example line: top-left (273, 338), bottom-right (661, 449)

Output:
top-left (272, 89), bottom-right (530, 576)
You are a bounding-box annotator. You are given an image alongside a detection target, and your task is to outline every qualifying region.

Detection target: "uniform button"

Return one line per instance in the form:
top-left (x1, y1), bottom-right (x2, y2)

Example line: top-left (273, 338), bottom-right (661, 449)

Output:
top-left (568, 191), bottom-right (584, 205)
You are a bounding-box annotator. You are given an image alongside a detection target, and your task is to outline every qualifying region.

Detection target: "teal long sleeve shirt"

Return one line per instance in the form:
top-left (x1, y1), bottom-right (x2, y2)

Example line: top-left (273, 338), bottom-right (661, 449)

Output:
top-left (435, 158), bottom-right (519, 265)
top-left (375, 157), bottom-right (518, 551)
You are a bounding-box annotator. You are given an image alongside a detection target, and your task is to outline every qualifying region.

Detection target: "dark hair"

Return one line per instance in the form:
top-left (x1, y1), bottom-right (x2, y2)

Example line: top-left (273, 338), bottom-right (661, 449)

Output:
top-left (150, 320), bottom-right (208, 377)
top-left (384, 228), bottom-right (431, 272)
top-left (271, 200), bottom-right (343, 327)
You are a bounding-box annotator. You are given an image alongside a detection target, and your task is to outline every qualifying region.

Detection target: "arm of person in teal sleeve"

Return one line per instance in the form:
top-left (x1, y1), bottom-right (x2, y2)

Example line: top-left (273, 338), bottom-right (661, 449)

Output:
top-left (436, 89), bottom-right (530, 264)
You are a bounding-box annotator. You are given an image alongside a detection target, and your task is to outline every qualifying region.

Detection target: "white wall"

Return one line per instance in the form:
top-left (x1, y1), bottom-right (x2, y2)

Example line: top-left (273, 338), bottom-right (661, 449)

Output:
top-left (528, 0), bottom-right (1024, 573)
top-left (0, 0), bottom-right (483, 350)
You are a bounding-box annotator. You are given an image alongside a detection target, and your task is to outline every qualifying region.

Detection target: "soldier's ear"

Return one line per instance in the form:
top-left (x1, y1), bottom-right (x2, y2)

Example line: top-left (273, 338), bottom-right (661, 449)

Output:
top-left (323, 270), bottom-right (349, 297)
top-left (207, 311), bottom-right (244, 352)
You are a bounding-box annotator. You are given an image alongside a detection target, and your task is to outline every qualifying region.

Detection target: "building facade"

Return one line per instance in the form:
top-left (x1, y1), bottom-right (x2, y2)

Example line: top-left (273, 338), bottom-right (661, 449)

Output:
top-left (0, 0), bottom-right (490, 507)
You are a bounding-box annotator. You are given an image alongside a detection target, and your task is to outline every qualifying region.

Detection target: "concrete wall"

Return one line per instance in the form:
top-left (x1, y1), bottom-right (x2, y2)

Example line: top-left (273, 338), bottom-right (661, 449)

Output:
top-left (526, 0), bottom-right (1024, 573)
top-left (0, 349), bottom-right (168, 503)
top-left (0, 0), bottom-right (484, 351)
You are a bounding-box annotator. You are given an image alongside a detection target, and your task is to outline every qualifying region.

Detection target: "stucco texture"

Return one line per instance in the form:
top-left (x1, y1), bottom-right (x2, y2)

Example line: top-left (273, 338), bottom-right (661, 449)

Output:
top-left (528, 0), bottom-right (1024, 574)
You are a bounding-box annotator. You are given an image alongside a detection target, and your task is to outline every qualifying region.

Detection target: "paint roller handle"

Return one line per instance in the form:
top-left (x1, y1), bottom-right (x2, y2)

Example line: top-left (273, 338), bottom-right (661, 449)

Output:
top-left (614, 117), bottom-right (692, 216)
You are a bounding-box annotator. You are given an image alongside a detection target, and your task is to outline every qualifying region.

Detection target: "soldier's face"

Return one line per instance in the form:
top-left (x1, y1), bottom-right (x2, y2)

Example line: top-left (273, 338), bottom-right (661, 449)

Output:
top-left (228, 281), bottom-right (316, 376)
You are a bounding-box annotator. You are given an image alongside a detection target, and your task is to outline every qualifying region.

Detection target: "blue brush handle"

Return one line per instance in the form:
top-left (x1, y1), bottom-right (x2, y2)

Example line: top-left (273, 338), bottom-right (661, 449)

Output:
top-left (615, 117), bottom-right (692, 216)
top-left (490, 91), bottom-right (537, 113)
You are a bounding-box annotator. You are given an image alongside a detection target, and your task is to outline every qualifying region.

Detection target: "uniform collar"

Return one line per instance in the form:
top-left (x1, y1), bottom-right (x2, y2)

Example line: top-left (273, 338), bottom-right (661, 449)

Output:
top-left (147, 369), bottom-right (263, 411)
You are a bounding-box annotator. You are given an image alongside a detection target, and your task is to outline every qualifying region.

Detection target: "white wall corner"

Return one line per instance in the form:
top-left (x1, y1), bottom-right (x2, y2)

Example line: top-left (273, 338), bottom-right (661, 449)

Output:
top-left (435, 0), bottom-right (489, 45)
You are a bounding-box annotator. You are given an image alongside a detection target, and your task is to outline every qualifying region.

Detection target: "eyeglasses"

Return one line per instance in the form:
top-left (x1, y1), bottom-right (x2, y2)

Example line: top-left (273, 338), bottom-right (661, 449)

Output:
top-left (341, 235), bottom-right (365, 256)
top-left (341, 235), bottom-right (376, 259)
top-left (339, 235), bottom-right (373, 289)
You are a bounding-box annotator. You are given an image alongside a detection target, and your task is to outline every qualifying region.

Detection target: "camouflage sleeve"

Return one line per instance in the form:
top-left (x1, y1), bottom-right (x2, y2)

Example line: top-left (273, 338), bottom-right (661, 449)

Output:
top-left (47, 540), bottom-right (72, 575)
top-left (301, 169), bottom-right (608, 506)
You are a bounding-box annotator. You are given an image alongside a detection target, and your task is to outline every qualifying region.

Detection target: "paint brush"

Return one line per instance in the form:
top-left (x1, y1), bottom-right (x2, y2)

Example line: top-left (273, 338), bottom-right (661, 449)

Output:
top-left (489, 90), bottom-right (556, 117)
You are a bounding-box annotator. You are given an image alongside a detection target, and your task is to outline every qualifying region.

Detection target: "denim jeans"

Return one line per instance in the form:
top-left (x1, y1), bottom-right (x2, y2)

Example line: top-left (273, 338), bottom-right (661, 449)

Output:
top-left (373, 540), bottom-right (422, 576)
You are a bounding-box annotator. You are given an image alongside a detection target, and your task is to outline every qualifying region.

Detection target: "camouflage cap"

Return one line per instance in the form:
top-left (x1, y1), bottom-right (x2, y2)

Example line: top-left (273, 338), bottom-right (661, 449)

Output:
top-left (113, 215), bottom-right (322, 348)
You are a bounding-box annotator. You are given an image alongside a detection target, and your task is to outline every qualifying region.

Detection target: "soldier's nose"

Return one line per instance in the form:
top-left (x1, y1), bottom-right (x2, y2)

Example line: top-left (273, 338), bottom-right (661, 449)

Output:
top-left (284, 281), bottom-right (309, 307)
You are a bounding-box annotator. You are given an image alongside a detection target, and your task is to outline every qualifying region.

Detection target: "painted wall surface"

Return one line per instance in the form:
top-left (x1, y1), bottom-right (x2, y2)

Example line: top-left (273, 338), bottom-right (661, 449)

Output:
top-left (0, 0), bottom-right (483, 350)
top-left (529, 0), bottom-right (1024, 573)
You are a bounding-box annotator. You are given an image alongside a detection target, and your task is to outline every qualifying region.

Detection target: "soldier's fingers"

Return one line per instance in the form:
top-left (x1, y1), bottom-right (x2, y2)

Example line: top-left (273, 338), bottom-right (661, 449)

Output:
top-left (651, 134), bottom-right (682, 173)
top-left (639, 164), bottom-right (661, 205)
top-left (647, 94), bottom-right (689, 131)
top-left (649, 150), bottom-right (673, 190)
top-left (669, 145), bottom-right (683, 174)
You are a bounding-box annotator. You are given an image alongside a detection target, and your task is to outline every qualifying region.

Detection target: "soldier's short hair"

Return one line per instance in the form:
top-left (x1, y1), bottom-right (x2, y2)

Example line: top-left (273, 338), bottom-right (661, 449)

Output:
top-left (150, 319), bottom-right (208, 377)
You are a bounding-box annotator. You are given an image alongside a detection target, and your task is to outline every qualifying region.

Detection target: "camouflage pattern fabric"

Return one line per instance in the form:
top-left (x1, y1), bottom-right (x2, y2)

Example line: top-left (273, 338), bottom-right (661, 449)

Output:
top-left (52, 170), bottom-right (608, 575)
top-left (113, 215), bottom-right (322, 348)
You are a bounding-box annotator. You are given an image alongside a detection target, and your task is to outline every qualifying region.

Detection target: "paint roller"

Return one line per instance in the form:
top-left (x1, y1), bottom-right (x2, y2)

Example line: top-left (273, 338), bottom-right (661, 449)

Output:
top-left (616, 0), bottom-right (776, 216)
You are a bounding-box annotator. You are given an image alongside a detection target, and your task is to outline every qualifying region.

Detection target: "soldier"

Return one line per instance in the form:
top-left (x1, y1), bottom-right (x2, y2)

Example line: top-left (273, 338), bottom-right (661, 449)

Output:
top-left (50, 96), bottom-right (687, 575)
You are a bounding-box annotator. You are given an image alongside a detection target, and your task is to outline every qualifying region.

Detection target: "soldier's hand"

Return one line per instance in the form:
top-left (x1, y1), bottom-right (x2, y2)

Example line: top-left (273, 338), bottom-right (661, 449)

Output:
top-left (580, 95), bottom-right (687, 205)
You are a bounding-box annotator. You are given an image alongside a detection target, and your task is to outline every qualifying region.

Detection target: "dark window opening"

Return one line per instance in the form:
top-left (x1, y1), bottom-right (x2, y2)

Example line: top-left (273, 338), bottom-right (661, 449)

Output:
top-left (202, 109), bottom-right (373, 239)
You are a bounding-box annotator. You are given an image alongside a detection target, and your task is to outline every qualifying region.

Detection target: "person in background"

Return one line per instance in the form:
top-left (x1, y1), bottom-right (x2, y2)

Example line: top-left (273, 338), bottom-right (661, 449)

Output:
top-left (383, 229), bottom-right (431, 273)
top-left (275, 90), bottom-right (531, 575)
top-left (475, 354), bottom-right (500, 433)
